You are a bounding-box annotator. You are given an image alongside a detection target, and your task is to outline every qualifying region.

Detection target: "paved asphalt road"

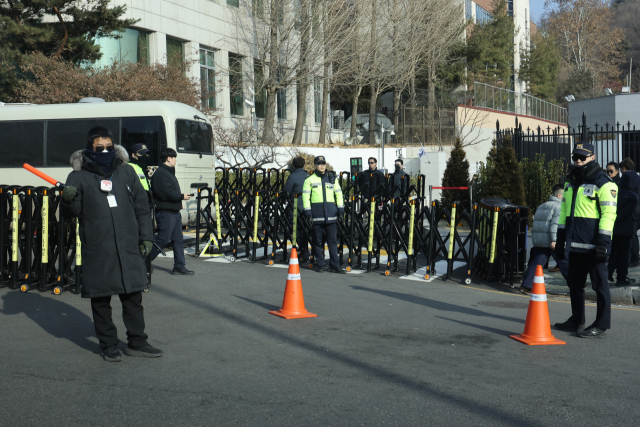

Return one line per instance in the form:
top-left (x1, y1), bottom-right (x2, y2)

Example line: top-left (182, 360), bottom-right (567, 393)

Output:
top-left (1, 255), bottom-right (639, 427)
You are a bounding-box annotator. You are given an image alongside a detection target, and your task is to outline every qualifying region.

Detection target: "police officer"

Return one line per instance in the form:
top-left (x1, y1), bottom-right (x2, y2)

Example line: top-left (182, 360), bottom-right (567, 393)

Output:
top-left (128, 143), bottom-right (153, 210)
top-left (555, 142), bottom-right (617, 338)
top-left (283, 156), bottom-right (310, 262)
top-left (303, 156), bottom-right (347, 273)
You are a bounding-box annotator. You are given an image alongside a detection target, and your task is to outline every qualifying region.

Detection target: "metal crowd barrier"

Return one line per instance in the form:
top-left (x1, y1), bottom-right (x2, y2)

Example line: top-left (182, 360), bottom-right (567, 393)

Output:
top-left (0, 185), bottom-right (81, 295)
top-left (0, 173), bottom-right (530, 295)
top-left (193, 168), bottom-right (435, 279)
top-left (471, 198), bottom-right (529, 286)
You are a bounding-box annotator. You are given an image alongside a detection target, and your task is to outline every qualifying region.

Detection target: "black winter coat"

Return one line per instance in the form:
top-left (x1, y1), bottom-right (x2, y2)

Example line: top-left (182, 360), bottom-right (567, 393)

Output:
top-left (61, 146), bottom-right (153, 298)
top-left (614, 171), bottom-right (639, 237)
top-left (283, 167), bottom-right (308, 213)
top-left (358, 168), bottom-right (386, 199)
top-left (388, 169), bottom-right (408, 199)
top-left (151, 164), bottom-right (183, 213)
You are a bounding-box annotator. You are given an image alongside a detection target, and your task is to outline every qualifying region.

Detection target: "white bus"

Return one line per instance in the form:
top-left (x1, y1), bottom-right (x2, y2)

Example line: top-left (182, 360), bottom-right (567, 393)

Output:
top-left (0, 99), bottom-right (215, 225)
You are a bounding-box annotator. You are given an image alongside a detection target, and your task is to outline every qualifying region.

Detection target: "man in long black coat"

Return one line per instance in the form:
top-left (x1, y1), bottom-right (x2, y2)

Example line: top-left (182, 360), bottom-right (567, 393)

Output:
top-left (61, 126), bottom-right (162, 362)
top-left (358, 157), bottom-right (386, 200)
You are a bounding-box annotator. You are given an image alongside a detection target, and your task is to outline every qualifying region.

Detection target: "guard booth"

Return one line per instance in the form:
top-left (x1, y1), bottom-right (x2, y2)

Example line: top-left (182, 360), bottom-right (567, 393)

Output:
top-left (350, 158), bottom-right (362, 178)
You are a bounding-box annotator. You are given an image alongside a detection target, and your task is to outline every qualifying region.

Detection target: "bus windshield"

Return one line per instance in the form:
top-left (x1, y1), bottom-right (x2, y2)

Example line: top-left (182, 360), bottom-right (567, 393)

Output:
top-left (175, 119), bottom-right (214, 155)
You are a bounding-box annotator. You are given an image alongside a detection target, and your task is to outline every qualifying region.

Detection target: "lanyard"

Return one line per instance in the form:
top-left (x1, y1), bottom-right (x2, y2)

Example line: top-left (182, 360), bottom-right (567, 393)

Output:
top-left (92, 173), bottom-right (114, 193)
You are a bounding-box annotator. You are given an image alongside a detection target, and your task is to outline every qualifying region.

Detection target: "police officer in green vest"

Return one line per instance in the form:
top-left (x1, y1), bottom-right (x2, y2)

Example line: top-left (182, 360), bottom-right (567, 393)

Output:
top-left (303, 156), bottom-right (347, 273)
top-left (554, 142), bottom-right (617, 338)
top-left (129, 143), bottom-right (153, 210)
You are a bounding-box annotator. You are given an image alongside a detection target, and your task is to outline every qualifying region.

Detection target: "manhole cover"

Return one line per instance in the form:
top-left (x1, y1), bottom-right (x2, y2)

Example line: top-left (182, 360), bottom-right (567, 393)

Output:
top-left (477, 301), bottom-right (529, 309)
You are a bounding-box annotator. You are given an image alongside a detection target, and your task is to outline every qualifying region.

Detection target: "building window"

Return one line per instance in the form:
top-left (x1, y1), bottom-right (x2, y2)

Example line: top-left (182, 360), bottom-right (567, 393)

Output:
top-left (252, 0), bottom-right (264, 18)
top-left (314, 78), bottom-right (322, 124)
top-left (465, 0), bottom-right (472, 20)
top-left (200, 48), bottom-right (216, 109)
top-left (94, 28), bottom-right (149, 67)
top-left (276, 71), bottom-right (286, 120)
top-left (229, 54), bottom-right (244, 116)
top-left (166, 37), bottom-right (184, 68)
top-left (507, 0), bottom-right (513, 17)
top-left (475, 5), bottom-right (492, 25)
top-left (227, 0), bottom-right (239, 7)
top-left (254, 61), bottom-right (267, 119)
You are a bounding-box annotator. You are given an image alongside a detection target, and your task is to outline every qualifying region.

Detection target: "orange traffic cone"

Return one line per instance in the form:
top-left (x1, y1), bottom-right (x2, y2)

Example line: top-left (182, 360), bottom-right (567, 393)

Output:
top-left (269, 248), bottom-right (317, 319)
top-left (510, 265), bottom-right (565, 346)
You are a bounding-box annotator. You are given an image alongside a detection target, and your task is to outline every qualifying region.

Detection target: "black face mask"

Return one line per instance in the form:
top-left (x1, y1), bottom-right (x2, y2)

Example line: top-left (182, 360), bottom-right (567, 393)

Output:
top-left (572, 160), bottom-right (597, 181)
top-left (137, 155), bottom-right (150, 166)
top-left (85, 149), bottom-right (116, 174)
top-left (395, 164), bottom-right (402, 171)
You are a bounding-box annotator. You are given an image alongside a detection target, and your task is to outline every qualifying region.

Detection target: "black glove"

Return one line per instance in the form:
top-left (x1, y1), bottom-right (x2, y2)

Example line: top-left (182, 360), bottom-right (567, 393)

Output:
top-left (304, 211), bottom-right (312, 219)
top-left (61, 186), bottom-right (77, 205)
top-left (139, 240), bottom-right (153, 257)
top-left (595, 242), bottom-right (608, 264)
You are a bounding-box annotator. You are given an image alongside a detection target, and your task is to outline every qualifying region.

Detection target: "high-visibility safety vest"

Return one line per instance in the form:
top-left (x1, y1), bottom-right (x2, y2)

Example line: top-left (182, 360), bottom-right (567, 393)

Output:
top-left (558, 170), bottom-right (617, 252)
top-left (302, 171), bottom-right (344, 224)
top-left (130, 163), bottom-right (150, 191)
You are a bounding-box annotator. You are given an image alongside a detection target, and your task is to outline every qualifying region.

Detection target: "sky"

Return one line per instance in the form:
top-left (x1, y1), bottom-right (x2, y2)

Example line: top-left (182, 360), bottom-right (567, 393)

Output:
top-left (529, 0), bottom-right (546, 25)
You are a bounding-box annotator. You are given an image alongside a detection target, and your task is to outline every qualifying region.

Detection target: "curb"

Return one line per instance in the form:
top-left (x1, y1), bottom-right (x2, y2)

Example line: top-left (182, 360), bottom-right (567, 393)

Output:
top-left (548, 285), bottom-right (640, 305)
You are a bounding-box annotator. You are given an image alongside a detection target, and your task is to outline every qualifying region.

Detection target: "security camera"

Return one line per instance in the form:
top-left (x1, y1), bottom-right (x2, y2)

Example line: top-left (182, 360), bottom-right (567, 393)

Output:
top-left (604, 88), bottom-right (613, 96)
top-left (244, 99), bottom-right (254, 107)
top-left (565, 95), bottom-right (575, 102)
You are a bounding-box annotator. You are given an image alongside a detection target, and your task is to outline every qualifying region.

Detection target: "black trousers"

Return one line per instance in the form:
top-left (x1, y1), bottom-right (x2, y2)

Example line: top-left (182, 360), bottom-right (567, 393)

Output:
top-left (287, 210), bottom-right (309, 259)
top-left (608, 235), bottom-right (632, 281)
top-left (90, 291), bottom-right (148, 350)
top-left (630, 229), bottom-right (639, 265)
top-left (567, 251), bottom-right (611, 330)
top-left (312, 222), bottom-right (339, 268)
top-left (150, 211), bottom-right (185, 269)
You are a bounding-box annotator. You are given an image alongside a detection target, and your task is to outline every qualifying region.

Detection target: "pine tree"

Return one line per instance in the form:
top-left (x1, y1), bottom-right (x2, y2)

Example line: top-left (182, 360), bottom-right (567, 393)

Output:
top-left (465, 0), bottom-right (516, 88)
top-left (485, 133), bottom-right (526, 206)
top-left (0, 1), bottom-right (136, 100)
top-left (519, 32), bottom-right (560, 102)
top-left (441, 138), bottom-right (471, 210)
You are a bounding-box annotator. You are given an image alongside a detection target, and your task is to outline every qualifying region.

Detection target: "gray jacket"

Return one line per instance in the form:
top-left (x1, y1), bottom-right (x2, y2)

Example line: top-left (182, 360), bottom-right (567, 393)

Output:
top-left (531, 196), bottom-right (562, 248)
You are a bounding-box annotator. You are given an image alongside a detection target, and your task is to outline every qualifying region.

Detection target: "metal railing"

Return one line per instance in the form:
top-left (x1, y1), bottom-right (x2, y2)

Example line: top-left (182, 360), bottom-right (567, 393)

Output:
top-left (474, 82), bottom-right (567, 124)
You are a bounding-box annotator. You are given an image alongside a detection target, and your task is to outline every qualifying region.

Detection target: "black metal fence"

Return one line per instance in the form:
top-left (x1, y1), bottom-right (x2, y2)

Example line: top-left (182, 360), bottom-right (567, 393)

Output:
top-left (496, 113), bottom-right (640, 168)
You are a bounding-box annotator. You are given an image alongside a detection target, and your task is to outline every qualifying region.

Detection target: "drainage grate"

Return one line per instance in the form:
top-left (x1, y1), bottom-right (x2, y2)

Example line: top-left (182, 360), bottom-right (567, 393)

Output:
top-left (477, 301), bottom-right (529, 309)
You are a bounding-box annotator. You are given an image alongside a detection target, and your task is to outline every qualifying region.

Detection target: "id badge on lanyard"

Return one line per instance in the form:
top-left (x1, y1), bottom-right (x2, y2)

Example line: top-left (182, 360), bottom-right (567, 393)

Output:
top-left (95, 174), bottom-right (117, 208)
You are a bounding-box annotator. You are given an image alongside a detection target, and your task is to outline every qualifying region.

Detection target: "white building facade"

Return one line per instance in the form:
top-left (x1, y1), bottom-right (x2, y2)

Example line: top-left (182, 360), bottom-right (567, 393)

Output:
top-left (97, 0), bottom-right (327, 144)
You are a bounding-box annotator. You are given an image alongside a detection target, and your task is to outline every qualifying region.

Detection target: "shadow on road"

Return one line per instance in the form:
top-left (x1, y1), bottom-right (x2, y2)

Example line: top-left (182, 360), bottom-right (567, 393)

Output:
top-left (434, 315), bottom-right (517, 337)
top-left (0, 291), bottom-right (98, 354)
top-left (234, 295), bottom-right (280, 311)
top-left (350, 285), bottom-right (525, 324)
top-left (151, 284), bottom-right (543, 427)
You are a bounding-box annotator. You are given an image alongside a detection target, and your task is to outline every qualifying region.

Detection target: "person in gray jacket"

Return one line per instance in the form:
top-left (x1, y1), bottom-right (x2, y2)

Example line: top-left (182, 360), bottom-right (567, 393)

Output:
top-left (520, 185), bottom-right (569, 294)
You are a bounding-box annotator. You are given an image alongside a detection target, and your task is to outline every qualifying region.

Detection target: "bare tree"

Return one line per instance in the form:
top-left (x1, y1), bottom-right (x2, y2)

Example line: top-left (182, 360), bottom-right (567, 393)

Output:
top-left (224, 0), bottom-right (355, 146)
top-left (545, 0), bottom-right (624, 92)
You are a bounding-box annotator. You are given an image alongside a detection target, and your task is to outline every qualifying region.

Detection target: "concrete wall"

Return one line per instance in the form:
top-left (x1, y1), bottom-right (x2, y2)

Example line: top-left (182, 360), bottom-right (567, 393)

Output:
top-left (568, 93), bottom-right (640, 130)
top-left (568, 96), bottom-right (617, 130)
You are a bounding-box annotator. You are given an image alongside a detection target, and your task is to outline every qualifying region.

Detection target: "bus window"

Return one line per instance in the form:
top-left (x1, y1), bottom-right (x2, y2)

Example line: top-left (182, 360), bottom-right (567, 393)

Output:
top-left (175, 119), bottom-right (213, 155)
top-left (0, 120), bottom-right (44, 167)
top-left (121, 116), bottom-right (165, 166)
top-left (47, 118), bottom-right (120, 167)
